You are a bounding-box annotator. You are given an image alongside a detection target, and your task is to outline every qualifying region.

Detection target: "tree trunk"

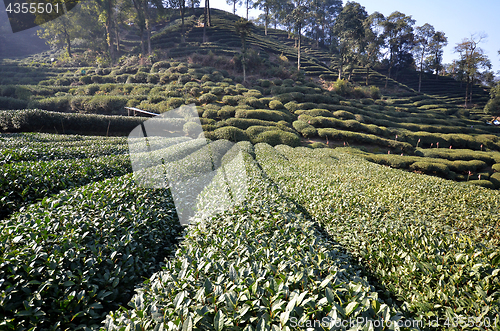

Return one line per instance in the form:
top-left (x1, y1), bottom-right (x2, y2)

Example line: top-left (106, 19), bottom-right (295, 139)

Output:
top-left (385, 51), bottom-right (392, 88)
top-left (366, 66), bottom-right (369, 86)
top-left (105, 2), bottom-right (115, 62)
top-left (192, 0), bottom-right (195, 15)
top-left (203, 0), bottom-right (207, 42)
top-left (470, 77), bottom-right (473, 105)
top-left (264, 6), bottom-right (268, 36)
top-left (208, 0), bottom-right (211, 26)
top-left (297, 24), bottom-right (301, 70)
top-left (418, 53), bottom-right (423, 93)
top-left (465, 76), bottom-right (470, 107)
top-left (145, 5), bottom-right (151, 54)
top-left (246, 0), bottom-right (248, 20)
top-left (115, 24), bottom-right (120, 55)
top-left (233, 0), bottom-right (236, 14)
top-left (140, 28), bottom-right (145, 55)
top-left (181, 1), bottom-right (185, 43)
top-left (65, 31), bottom-right (72, 57)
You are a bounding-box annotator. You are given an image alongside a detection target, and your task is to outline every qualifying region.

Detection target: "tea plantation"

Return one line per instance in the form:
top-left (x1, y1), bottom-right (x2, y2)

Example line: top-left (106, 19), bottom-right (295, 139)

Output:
top-left (1, 7), bottom-right (500, 331)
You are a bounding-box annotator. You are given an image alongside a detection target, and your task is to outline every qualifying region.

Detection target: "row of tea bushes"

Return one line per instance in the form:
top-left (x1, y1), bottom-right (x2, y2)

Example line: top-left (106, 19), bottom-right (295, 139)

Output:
top-left (0, 132), bottom-right (127, 147)
top-left (102, 142), bottom-right (407, 330)
top-left (0, 154), bottom-right (132, 219)
top-left (0, 109), bottom-right (145, 135)
top-left (0, 173), bottom-right (183, 330)
top-left (255, 144), bottom-right (500, 327)
top-left (0, 139), bottom-right (129, 164)
top-left (364, 153), bottom-right (500, 188)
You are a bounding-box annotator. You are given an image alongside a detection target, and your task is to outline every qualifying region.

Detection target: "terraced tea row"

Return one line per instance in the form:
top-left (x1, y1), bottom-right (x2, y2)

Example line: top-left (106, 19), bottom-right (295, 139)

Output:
top-left (255, 144), bottom-right (500, 328)
top-left (0, 174), bottom-right (182, 330)
top-left (102, 142), bottom-right (407, 330)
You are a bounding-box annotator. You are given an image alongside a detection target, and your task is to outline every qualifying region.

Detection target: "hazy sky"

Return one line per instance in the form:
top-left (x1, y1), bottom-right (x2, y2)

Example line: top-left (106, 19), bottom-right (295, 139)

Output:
top-left (210, 0), bottom-right (500, 74)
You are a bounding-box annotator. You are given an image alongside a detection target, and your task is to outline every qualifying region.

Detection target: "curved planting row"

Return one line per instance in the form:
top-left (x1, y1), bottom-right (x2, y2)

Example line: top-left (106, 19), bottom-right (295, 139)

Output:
top-left (0, 154), bottom-right (132, 219)
top-left (102, 142), bottom-right (407, 330)
top-left (255, 144), bottom-right (500, 329)
top-left (0, 174), bottom-right (182, 330)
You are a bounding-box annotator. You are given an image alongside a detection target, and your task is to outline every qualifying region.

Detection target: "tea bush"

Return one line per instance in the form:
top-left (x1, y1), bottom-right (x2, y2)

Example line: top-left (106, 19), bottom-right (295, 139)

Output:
top-left (0, 174), bottom-right (182, 329)
top-left (0, 154), bottom-right (131, 218)
top-left (209, 126), bottom-right (248, 142)
top-left (268, 100), bottom-right (284, 110)
top-left (198, 93), bottom-right (218, 104)
top-left (252, 130), bottom-right (300, 147)
top-left (0, 97), bottom-right (28, 110)
top-left (292, 120), bottom-right (317, 138)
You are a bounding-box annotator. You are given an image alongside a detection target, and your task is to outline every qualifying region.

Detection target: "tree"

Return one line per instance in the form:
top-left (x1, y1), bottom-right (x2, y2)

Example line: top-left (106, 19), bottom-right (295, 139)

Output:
top-left (253, 0), bottom-right (272, 35)
top-left (203, 0), bottom-right (211, 42)
top-left (454, 34), bottom-right (491, 107)
top-left (484, 83), bottom-right (500, 116)
top-left (187, 0), bottom-right (200, 14)
top-left (304, 0), bottom-right (342, 48)
top-left (235, 18), bottom-right (253, 82)
top-left (332, 1), bottom-right (368, 80)
top-left (94, 0), bottom-right (117, 61)
top-left (427, 31), bottom-right (447, 80)
top-left (226, 0), bottom-right (241, 15)
top-left (413, 23), bottom-right (435, 92)
top-left (358, 11), bottom-right (384, 85)
top-left (244, 0), bottom-right (253, 20)
top-left (380, 11), bottom-right (415, 86)
top-left (169, 0), bottom-right (187, 43)
top-left (36, 1), bottom-right (102, 58)
top-left (290, 2), bottom-right (308, 70)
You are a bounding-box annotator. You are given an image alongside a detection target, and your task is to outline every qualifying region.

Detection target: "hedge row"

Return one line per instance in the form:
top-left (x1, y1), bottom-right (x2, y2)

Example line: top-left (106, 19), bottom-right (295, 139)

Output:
top-left (0, 174), bottom-right (182, 329)
top-left (0, 109), bottom-right (146, 136)
top-left (0, 154), bottom-right (132, 219)
top-left (317, 128), bottom-right (414, 153)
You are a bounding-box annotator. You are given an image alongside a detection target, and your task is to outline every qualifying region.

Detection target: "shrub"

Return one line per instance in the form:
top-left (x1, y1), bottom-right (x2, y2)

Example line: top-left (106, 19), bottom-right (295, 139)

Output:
top-left (202, 109), bottom-right (218, 119)
top-left (284, 101), bottom-right (299, 113)
top-left (465, 180), bottom-right (496, 189)
top-left (275, 93), bottom-right (294, 104)
top-left (0, 175), bottom-right (181, 329)
top-left (253, 130), bottom-right (301, 147)
top-left (235, 109), bottom-right (291, 122)
top-left (225, 118), bottom-right (276, 130)
top-left (269, 100), bottom-right (284, 110)
top-left (331, 79), bottom-right (351, 96)
top-left (69, 96), bottom-right (92, 112)
top-left (217, 109), bottom-right (231, 119)
top-left (490, 173), bottom-right (500, 188)
top-left (31, 96), bottom-right (71, 112)
top-left (147, 74), bottom-right (159, 84)
top-left (84, 96), bottom-right (128, 114)
top-left (260, 79), bottom-right (271, 88)
top-left (332, 110), bottom-right (356, 120)
top-left (0, 97), bottom-right (28, 110)
top-left (79, 75), bottom-right (92, 84)
top-left (293, 120), bottom-right (317, 138)
top-left (259, 97), bottom-right (272, 107)
top-left (240, 97), bottom-right (264, 109)
top-left (246, 125), bottom-right (276, 138)
top-left (151, 61), bottom-right (170, 72)
top-left (409, 161), bottom-right (450, 176)
top-left (210, 87), bottom-right (224, 95)
top-left (198, 93), bottom-right (218, 104)
top-left (210, 126), bottom-right (248, 142)
top-left (295, 109), bottom-right (332, 118)
top-left (493, 164), bottom-right (500, 172)
top-left (0, 109), bottom-right (145, 135)
top-left (244, 89), bottom-right (263, 99)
